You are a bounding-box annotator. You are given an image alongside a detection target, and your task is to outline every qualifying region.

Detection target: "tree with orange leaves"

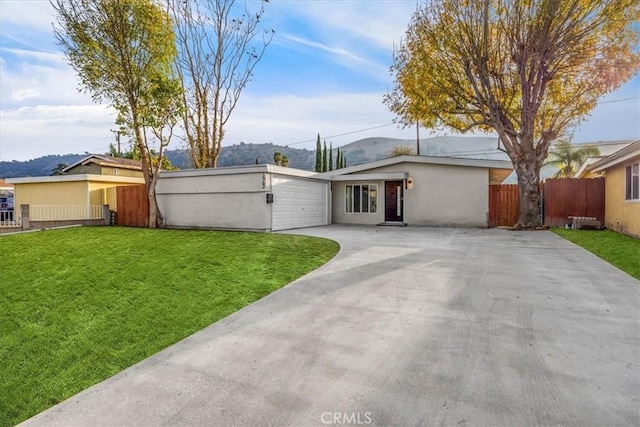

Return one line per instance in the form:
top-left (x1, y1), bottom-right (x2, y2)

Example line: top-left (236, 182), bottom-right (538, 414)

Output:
top-left (385, 0), bottom-right (640, 228)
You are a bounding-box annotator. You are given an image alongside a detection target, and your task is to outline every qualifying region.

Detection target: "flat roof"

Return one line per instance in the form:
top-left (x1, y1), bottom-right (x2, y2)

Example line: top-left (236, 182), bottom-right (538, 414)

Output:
top-left (6, 174), bottom-right (145, 184)
top-left (318, 155), bottom-right (513, 179)
top-left (160, 164), bottom-right (329, 181)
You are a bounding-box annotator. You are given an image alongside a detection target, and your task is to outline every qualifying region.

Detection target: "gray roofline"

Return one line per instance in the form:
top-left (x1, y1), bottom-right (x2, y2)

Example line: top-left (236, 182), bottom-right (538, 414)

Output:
top-left (62, 154), bottom-right (142, 172)
top-left (589, 140), bottom-right (640, 172)
top-left (319, 155), bottom-right (513, 178)
top-left (159, 164), bottom-right (327, 180)
top-left (6, 174), bottom-right (145, 184)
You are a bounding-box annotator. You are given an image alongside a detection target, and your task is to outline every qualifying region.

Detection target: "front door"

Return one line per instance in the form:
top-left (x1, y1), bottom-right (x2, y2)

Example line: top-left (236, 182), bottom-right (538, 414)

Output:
top-left (385, 181), bottom-right (403, 222)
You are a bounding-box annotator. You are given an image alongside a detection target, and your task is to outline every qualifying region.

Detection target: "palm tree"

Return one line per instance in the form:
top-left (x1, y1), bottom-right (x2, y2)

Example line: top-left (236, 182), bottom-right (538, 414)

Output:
top-left (545, 140), bottom-right (600, 178)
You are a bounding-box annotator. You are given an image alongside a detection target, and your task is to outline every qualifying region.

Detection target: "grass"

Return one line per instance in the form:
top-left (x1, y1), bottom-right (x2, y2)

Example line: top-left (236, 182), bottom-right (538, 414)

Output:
top-left (0, 227), bottom-right (339, 426)
top-left (552, 228), bottom-right (640, 280)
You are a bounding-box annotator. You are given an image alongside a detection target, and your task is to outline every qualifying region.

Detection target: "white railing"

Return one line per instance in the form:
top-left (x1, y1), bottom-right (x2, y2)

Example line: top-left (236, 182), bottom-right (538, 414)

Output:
top-left (30, 205), bottom-right (104, 221)
top-left (0, 210), bottom-right (19, 227)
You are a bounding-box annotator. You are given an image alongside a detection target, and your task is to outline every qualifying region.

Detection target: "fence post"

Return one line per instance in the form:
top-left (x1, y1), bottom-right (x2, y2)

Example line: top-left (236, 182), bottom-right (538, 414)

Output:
top-left (21, 204), bottom-right (30, 231)
top-left (102, 204), bottom-right (110, 226)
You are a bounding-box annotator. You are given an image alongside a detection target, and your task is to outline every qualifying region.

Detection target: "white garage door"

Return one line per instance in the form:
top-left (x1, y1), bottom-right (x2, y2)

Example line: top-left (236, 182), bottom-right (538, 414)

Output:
top-left (271, 176), bottom-right (329, 231)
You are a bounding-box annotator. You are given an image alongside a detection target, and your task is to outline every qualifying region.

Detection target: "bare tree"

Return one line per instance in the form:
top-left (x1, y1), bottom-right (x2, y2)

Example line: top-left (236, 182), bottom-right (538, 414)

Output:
top-left (169, 0), bottom-right (273, 168)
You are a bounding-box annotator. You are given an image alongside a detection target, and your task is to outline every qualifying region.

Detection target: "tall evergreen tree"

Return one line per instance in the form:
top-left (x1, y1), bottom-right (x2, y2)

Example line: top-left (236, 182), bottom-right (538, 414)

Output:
top-left (315, 133), bottom-right (322, 172)
top-left (335, 147), bottom-right (340, 170)
top-left (329, 142), bottom-right (333, 171)
top-left (322, 141), bottom-right (328, 172)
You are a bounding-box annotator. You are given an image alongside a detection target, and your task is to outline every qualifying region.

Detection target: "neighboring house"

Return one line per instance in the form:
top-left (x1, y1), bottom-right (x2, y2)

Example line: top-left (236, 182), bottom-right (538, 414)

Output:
top-left (157, 165), bottom-right (330, 232)
top-left (6, 155), bottom-right (145, 221)
top-left (156, 155), bottom-right (513, 231)
top-left (63, 155), bottom-right (143, 178)
top-left (585, 140), bottom-right (640, 237)
top-left (574, 139), bottom-right (635, 178)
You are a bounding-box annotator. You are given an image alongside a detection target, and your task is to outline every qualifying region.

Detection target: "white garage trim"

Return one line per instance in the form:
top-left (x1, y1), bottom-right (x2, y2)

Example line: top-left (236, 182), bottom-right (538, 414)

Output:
top-left (270, 174), bottom-right (329, 231)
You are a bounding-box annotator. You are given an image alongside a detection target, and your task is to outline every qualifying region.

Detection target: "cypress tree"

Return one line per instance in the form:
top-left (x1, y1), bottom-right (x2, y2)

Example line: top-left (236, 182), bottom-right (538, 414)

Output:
top-left (335, 148), bottom-right (340, 170)
top-left (329, 142), bottom-right (333, 171)
top-left (322, 141), bottom-right (328, 172)
top-left (315, 134), bottom-right (322, 172)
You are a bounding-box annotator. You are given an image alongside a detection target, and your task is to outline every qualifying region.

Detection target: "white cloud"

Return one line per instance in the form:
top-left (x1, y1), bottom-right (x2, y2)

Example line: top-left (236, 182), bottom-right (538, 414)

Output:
top-left (0, 50), bottom-right (89, 107)
top-left (271, 1), bottom-right (416, 51)
top-left (223, 91), bottom-right (416, 149)
top-left (277, 33), bottom-right (389, 80)
top-left (0, 0), bottom-right (638, 165)
top-left (0, 0), bottom-right (56, 34)
top-left (0, 104), bottom-right (116, 161)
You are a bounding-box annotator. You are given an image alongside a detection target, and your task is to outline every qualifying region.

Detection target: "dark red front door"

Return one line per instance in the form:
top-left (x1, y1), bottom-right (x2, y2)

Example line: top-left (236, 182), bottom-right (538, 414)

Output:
top-left (385, 181), bottom-right (403, 222)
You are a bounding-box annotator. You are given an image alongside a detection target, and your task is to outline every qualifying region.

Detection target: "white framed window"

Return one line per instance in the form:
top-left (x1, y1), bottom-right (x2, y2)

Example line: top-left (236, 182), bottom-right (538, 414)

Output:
top-left (345, 184), bottom-right (377, 213)
top-left (113, 168), bottom-right (120, 175)
top-left (626, 162), bottom-right (639, 201)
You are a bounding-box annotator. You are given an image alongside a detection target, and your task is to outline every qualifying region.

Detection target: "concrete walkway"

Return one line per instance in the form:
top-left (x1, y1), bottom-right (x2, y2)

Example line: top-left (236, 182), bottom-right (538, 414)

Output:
top-left (22, 226), bottom-right (639, 426)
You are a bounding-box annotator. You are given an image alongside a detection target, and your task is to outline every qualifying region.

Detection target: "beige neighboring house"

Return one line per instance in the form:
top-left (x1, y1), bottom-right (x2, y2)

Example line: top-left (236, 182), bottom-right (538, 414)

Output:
top-left (6, 155), bottom-right (145, 221)
top-left (63, 154), bottom-right (144, 177)
top-left (574, 139), bottom-right (636, 178)
top-left (583, 141), bottom-right (640, 237)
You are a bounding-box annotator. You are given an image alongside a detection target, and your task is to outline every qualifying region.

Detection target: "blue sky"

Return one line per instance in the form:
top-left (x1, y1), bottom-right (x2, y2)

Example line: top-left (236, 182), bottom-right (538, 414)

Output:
top-left (0, 0), bottom-right (639, 161)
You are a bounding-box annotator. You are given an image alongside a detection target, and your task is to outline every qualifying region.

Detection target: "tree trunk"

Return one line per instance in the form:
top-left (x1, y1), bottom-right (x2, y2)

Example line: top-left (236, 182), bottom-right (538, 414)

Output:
top-left (514, 155), bottom-right (543, 229)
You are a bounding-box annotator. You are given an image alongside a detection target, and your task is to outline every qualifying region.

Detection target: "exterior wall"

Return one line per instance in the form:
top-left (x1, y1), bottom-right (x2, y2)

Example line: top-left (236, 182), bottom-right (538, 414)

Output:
top-left (14, 181), bottom-right (89, 211)
top-left (67, 163), bottom-right (142, 178)
top-left (99, 166), bottom-right (143, 178)
top-left (88, 181), bottom-right (132, 210)
top-left (604, 163), bottom-right (640, 237)
top-left (157, 172), bottom-right (271, 231)
top-left (332, 180), bottom-right (385, 225)
top-left (333, 163), bottom-right (490, 227)
top-left (67, 164), bottom-right (101, 175)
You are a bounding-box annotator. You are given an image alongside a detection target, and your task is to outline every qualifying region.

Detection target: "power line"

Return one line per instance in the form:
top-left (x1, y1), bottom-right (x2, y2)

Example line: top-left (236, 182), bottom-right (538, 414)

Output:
top-left (281, 122), bottom-right (398, 147)
top-left (597, 96), bottom-right (638, 104)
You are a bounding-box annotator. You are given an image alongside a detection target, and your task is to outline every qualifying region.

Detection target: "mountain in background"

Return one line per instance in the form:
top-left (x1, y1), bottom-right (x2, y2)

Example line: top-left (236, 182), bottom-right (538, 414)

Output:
top-left (3, 135), bottom-right (619, 181)
top-left (1, 136), bottom-right (504, 178)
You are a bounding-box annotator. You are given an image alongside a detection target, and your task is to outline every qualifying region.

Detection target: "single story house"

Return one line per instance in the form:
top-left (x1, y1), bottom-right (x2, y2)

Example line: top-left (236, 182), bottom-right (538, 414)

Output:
top-left (7, 174), bottom-right (144, 221)
top-left (157, 165), bottom-right (330, 232)
top-left (157, 155), bottom-right (513, 231)
top-left (585, 140), bottom-right (640, 237)
top-left (320, 155), bottom-right (513, 228)
top-left (6, 155), bottom-right (145, 221)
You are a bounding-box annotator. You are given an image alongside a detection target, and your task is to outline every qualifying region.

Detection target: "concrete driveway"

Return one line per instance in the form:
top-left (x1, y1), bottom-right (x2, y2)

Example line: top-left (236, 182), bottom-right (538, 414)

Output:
top-left (22, 226), bottom-right (639, 426)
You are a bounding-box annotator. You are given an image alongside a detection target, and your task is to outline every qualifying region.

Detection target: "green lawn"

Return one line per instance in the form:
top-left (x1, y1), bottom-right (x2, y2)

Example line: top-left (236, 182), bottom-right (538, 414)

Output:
top-left (552, 228), bottom-right (640, 280)
top-left (0, 227), bottom-right (339, 426)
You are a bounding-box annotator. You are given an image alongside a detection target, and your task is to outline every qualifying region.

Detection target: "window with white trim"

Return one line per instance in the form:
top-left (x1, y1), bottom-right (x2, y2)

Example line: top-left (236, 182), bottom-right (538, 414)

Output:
top-left (626, 162), bottom-right (639, 200)
top-left (345, 184), bottom-right (377, 213)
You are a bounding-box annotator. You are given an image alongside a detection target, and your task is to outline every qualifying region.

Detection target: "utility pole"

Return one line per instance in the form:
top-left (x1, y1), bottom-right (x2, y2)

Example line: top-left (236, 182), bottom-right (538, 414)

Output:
top-left (416, 122), bottom-right (420, 155)
top-left (110, 129), bottom-right (124, 156)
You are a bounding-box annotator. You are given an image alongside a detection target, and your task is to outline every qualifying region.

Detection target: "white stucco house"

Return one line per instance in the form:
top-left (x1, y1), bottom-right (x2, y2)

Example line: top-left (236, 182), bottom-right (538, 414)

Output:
top-left (156, 155), bottom-right (513, 232)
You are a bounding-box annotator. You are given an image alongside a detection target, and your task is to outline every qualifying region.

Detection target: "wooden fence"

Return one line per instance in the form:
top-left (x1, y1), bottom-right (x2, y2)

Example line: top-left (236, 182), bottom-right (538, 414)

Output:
top-left (116, 185), bottom-right (148, 227)
top-left (488, 184), bottom-right (520, 228)
top-left (543, 178), bottom-right (605, 227)
top-left (488, 178), bottom-right (605, 228)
